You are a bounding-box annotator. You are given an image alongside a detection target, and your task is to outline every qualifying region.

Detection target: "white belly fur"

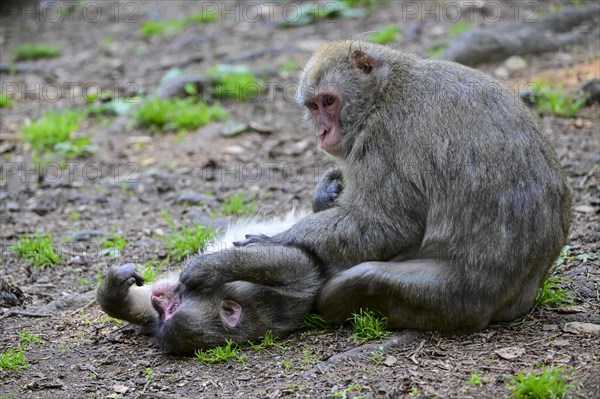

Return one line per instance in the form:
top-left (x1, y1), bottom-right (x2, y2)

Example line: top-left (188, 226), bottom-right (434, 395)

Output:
top-left (204, 210), bottom-right (308, 254)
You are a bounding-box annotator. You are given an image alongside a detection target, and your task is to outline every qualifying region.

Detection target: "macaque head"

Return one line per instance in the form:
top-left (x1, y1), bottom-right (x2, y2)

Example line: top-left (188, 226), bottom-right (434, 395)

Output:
top-left (296, 41), bottom-right (392, 157)
top-left (148, 280), bottom-right (298, 355)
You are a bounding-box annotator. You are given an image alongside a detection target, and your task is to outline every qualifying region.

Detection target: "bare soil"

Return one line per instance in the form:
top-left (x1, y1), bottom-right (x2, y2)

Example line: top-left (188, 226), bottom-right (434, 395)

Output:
top-left (1, 1), bottom-right (599, 398)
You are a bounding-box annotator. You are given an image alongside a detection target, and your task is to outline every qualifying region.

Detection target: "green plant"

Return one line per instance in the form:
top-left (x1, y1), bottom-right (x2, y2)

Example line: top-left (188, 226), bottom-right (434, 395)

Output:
top-left (280, 0), bottom-right (369, 26)
top-left (76, 277), bottom-right (91, 285)
top-left (507, 365), bottom-right (576, 399)
top-left (426, 43), bottom-right (447, 58)
top-left (140, 20), bottom-right (167, 36)
top-left (19, 329), bottom-right (41, 346)
top-left (96, 268), bottom-right (103, 288)
top-left (162, 211), bottom-right (217, 261)
top-left (86, 99), bottom-right (135, 119)
top-left (0, 347), bottom-right (29, 370)
top-left (342, 0), bottom-right (382, 8)
top-left (449, 21), bottom-right (472, 36)
top-left (84, 91), bottom-right (99, 104)
top-left (535, 270), bottom-right (573, 307)
top-left (208, 65), bottom-right (264, 101)
top-left (12, 43), bottom-right (61, 61)
top-left (554, 245), bottom-right (571, 266)
top-left (10, 233), bottom-right (62, 269)
top-left (369, 25), bottom-right (401, 44)
top-left (53, 136), bottom-right (96, 159)
top-left (303, 313), bottom-right (332, 329)
top-left (140, 257), bottom-right (167, 283)
top-left (103, 34), bottom-right (116, 45)
top-left (534, 246), bottom-right (575, 307)
top-left (0, 93), bottom-right (13, 108)
top-left (279, 58), bottom-right (300, 74)
top-left (99, 233), bottom-right (127, 258)
top-left (166, 224), bottom-right (216, 261)
top-left (83, 88), bottom-right (115, 104)
top-left (21, 110), bottom-right (94, 158)
top-left (145, 367), bottom-right (153, 380)
top-left (351, 309), bottom-right (391, 342)
top-left (185, 10), bottom-right (219, 24)
top-left (134, 97), bottom-right (226, 131)
top-left (140, 19), bottom-right (185, 37)
top-left (301, 348), bottom-right (315, 367)
top-left (467, 369), bottom-right (482, 386)
top-left (282, 358), bottom-right (292, 371)
top-left (370, 346), bottom-right (385, 365)
top-left (0, 329), bottom-right (41, 371)
top-left (221, 193), bottom-right (257, 216)
top-left (68, 210), bottom-right (81, 221)
top-left (140, 10), bottom-right (217, 37)
top-left (532, 81), bottom-right (585, 118)
top-left (329, 383), bottom-right (365, 398)
top-left (195, 340), bottom-right (247, 364)
top-left (248, 331), bottom-right (288, 351)
top-left (554, 245), bottom-right (598, 266)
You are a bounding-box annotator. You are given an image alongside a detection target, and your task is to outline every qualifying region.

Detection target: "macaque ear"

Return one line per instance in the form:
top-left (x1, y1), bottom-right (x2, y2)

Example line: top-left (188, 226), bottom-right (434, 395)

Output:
top-left (220, 300), bottom-right (242, 328)
top-left (352, 49), bottom-right (380, 74)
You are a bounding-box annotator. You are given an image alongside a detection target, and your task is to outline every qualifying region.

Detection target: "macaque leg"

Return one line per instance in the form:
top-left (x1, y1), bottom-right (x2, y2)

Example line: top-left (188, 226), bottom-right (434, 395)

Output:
top-left (318, 260), bottom-right (498, 332)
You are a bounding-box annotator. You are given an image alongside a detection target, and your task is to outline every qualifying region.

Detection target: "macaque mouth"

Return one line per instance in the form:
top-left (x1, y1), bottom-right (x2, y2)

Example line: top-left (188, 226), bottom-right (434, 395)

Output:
top-left (151, 286), bottom-right (182, 321)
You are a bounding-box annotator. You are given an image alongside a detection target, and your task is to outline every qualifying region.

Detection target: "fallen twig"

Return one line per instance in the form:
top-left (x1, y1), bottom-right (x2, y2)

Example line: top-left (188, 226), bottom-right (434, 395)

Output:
top-left (1, 310), bottom-right (52, 319)
top-left (68, 298), bottom-right (97, 316)
top-left (304, 330), bottom-right (421, 376)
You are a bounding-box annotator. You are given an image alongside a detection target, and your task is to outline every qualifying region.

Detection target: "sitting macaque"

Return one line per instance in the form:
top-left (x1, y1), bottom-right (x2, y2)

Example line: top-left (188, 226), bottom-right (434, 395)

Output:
top-left (97, 215), bottom-right (321, 354)
top-left (213, 40), bottom-right (572, 332)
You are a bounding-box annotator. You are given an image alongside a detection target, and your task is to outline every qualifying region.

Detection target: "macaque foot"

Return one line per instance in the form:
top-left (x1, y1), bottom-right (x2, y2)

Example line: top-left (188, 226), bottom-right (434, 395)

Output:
top-left (96, 263), bottom-right (153, 324)
top-left (232, 233), bottom-right (271, 247)
top-left (103, 263), bottom-right (145, 294)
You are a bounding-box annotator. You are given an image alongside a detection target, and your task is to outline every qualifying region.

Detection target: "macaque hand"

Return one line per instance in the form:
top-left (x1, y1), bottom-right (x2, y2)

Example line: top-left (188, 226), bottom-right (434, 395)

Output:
top-left (232, 233), bottom-right (271, 247)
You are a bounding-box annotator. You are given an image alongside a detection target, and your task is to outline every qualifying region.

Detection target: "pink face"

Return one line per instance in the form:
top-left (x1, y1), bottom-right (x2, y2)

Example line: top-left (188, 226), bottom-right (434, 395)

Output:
top-left (151, 281), bottom-right (243, 328)
top-left (151, 281), bottom-right (181, 321)
top-left (305, 92), bottom-right (342, 155)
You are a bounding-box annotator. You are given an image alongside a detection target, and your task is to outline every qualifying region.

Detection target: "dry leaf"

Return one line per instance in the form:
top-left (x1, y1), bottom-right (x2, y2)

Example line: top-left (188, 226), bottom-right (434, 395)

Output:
top-left (563, 322), bottom-right (600, 335)
top-left (383, 355), bottom-right (397, 367)
top-left (494, 346), bottom-right (525, 360)
top-left (112, 385), bottom-right (129, 394)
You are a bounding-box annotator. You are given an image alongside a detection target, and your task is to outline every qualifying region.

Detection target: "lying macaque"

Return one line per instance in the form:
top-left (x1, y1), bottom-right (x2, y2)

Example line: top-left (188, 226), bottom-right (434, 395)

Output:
top-left (97, 214), bottom-right (322, 354)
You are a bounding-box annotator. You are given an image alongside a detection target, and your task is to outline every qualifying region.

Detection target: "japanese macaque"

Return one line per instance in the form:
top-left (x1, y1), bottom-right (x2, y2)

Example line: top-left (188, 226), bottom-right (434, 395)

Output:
top-left (97, 215), bottom-right (321, 354)
top-left (213, 40), bottom-right (572, 332)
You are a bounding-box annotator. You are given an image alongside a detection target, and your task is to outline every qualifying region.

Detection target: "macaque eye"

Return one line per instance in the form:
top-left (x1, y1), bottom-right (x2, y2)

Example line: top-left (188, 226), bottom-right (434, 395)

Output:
top-left (306, 102), bottom-right (318, 110)
top-left (323, 95), bottom-right (336, 107)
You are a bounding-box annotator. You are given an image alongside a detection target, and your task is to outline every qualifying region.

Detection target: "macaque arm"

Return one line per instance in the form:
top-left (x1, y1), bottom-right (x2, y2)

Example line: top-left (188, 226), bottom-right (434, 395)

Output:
top-left (96, 264), bottom-right (158, 325)
top-left (179, 245), bottom-right (318, 291)
top-left (267, 205), bottom-right (423, 269)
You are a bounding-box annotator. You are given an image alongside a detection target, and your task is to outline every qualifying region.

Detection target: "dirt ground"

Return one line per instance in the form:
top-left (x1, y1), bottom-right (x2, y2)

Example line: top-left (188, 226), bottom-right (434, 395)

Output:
top-left (1, 1), bottom-right (599, 398)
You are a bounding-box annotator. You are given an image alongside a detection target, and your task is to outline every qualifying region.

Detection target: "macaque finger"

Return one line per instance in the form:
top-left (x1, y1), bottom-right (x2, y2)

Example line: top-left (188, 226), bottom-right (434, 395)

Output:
top-left (233, 234), bottom-right (270, 247)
